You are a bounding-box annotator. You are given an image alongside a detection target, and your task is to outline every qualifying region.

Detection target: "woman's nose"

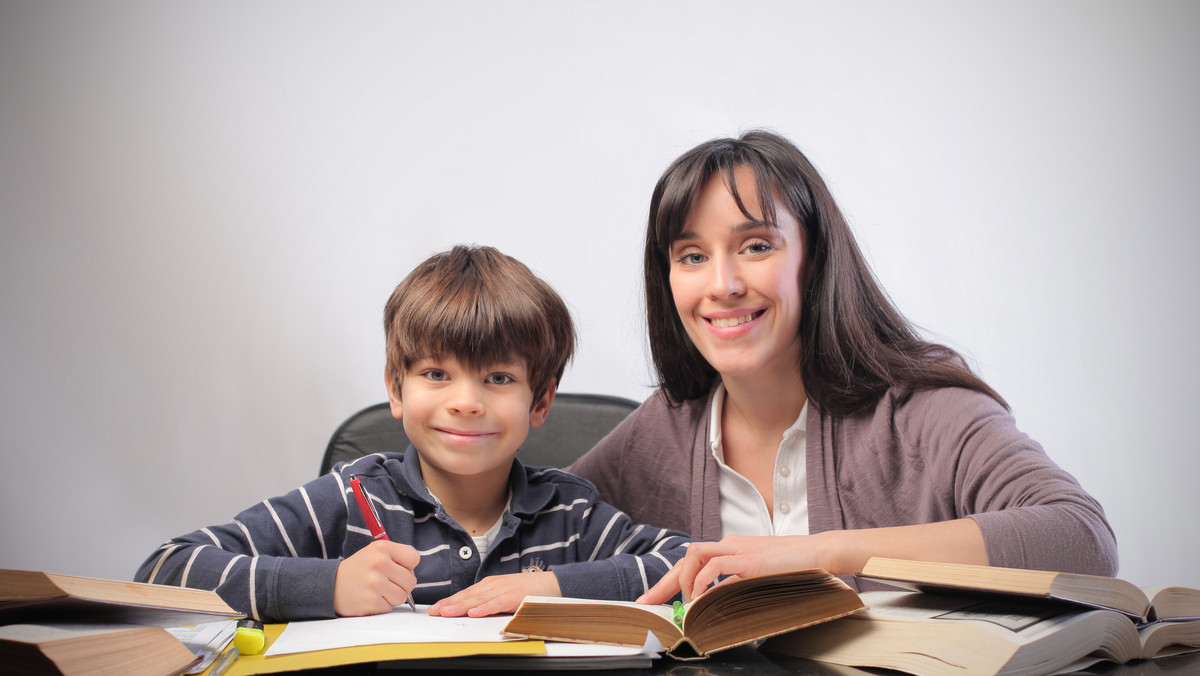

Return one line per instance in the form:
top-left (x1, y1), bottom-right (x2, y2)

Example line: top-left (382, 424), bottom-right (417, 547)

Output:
top-left (707, 255), bottom-right (745, 299)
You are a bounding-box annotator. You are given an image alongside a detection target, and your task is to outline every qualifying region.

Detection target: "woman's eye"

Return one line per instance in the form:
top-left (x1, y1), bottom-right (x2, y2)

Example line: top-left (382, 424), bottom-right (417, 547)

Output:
top-left (676, 252), bottom-right (706, 265)
top-left (745, 241), bottom-right (773, 255)
top-left (486, 374), bottom-right (513, 385)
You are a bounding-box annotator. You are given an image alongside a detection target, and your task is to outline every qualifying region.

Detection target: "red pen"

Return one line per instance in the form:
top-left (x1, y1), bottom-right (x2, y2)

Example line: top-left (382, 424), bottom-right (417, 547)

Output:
top-left (351, 476), bottom-right (389, 541)
top-left (350, 476), bottom-right (416, 611)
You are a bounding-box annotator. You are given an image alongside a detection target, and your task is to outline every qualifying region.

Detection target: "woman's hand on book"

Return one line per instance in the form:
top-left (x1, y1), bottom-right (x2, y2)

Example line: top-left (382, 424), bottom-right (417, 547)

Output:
top-left (333, 540), bottom-right (420, 617)
top-left (428, 571), bottom-right (561, 618)
top-left (638, 534), bottom-right (844, 604)
top-left (637, 521), bottom-right (989, 606)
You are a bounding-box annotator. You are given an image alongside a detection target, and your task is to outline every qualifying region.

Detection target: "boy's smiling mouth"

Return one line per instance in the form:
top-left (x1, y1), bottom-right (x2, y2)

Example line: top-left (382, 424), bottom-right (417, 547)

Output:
top-left (434, 426), bottom-right (497, 440)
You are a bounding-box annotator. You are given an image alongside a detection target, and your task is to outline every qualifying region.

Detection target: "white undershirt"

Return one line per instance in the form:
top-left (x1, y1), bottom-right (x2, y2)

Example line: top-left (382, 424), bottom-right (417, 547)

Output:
top-left (471, 514), bottom-right (504, 559)
top-left (708, 381), bottom-right (810, 538)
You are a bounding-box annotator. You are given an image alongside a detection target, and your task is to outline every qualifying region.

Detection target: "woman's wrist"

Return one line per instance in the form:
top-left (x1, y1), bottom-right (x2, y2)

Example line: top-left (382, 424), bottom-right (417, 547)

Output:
top-left (812, 529), bottom-right (870, 576)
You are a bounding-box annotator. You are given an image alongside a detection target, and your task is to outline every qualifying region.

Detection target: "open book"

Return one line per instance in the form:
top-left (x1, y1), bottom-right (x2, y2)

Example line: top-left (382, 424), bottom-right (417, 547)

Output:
top-left (765, 589), bottom-right (1200, 676)
top-left (764, 558), bottom-right (1200, 676)
top-left (856, 557), bottom-right (1200, 624)
top-left (0, 569), bottom-right (240, 626)
top-left (0, 569), bottom-right (240, 675)
top-left (502, 569), bottom-right (865, 659)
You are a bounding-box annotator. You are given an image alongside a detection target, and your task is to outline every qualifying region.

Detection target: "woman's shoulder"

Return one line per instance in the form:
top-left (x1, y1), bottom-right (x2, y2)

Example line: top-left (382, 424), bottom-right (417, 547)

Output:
top-left (571, 386), bottom-right (710, 470)
top-left (637, 386), bottom-right (709, 417)
top-left (894, 384), bottom-right (1007, 415)
top-left (833, 385), bottom-right (1011, 441)
top-left (626, 386), bottom-right (713, 440)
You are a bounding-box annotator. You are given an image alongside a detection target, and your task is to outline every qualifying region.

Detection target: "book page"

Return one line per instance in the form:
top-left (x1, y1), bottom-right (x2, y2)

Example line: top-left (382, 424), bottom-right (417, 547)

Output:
top-left (517, 595), bottom-right (677, 624)
top-left (861, 591), bottom-right (1108, 643)
top-left (1143, 586), bottom-right (1200, 622)
top-left (866, 591), bottom-right (1140, 671)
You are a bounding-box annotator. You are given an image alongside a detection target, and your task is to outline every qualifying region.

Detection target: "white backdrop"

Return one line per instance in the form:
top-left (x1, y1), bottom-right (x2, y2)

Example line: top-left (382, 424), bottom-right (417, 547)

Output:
top-left (2, 1), bottom-right (1197, 589)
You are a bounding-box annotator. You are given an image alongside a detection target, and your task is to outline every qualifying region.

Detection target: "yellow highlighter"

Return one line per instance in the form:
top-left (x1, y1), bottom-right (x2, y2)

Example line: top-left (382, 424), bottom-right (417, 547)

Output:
top-left (233, 619), bottom-right (265, 655)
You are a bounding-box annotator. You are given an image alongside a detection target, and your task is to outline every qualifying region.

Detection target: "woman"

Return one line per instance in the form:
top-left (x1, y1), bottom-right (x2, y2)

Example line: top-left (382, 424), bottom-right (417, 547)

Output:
top-left (568, 130), bottom-right (1117, 603)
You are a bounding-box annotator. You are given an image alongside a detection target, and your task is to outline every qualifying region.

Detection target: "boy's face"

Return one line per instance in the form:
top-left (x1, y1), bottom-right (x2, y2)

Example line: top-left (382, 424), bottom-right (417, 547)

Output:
top-left (387, 356), bottom-right (553, 487)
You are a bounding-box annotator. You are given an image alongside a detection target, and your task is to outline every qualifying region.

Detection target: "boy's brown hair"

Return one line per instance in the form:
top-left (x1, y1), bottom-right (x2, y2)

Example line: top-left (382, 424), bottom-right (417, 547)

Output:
top-left (384, 245), bottom-right (575, 404)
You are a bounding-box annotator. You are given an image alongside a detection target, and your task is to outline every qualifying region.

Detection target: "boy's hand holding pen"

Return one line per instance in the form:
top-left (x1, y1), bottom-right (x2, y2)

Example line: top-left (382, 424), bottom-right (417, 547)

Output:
top-left (332, 476), bottom-right (420, 617)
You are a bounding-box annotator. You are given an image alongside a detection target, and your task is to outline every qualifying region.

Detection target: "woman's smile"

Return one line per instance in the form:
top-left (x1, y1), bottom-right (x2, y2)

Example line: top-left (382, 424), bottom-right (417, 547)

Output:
top-left (705, 308), bottom-right (766, 330)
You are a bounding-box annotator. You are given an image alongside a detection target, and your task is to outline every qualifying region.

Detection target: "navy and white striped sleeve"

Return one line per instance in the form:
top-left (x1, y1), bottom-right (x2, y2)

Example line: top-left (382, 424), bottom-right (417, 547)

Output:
top-left (550, 498), bottom-right (694, 602)
top-left (134, 471), bottom-right (353, 621)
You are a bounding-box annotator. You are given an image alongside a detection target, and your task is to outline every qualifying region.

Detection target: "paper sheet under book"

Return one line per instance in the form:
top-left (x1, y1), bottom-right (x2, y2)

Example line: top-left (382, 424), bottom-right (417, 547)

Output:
top-left (267, 606), bottom-right (662, 660)
top-left (267, 606), bottom-right (514, 655)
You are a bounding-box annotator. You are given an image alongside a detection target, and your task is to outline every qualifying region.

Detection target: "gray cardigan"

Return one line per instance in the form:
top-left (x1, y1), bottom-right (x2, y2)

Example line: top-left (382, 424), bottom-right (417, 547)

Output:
top-left (569, 384), bottom-right (1118, 577)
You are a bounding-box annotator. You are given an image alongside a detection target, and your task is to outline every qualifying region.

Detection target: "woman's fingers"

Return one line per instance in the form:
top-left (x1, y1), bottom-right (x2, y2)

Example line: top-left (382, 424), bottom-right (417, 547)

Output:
top-left (637, 561), bottom-right (682, 604)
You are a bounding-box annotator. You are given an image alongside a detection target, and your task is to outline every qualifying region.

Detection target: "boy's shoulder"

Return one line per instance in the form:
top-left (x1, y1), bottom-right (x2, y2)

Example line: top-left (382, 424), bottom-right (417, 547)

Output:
top-left (523, 463), bottom-right (596, 490)
top-left (329, 451), bottom-right (407, 479)
top-left (514, 462), bottom-right (603, 508)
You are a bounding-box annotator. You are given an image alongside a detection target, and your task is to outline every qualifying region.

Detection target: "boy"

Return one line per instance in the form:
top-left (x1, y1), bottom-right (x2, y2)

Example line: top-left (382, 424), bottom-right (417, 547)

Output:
top-left (136, 245), bottom-right (692, 621)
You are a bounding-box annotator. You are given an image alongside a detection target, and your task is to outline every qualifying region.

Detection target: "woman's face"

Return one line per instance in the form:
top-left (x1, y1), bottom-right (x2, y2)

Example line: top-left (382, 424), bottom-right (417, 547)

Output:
top-left (667, 166), bottom-right (806, 384)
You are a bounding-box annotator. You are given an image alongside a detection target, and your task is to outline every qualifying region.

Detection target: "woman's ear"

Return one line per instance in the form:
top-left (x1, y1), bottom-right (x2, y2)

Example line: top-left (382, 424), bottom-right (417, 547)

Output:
top-left (384, 369), bottom-right (403, 420)
top-left (529, 379), bottom-right (557, 429)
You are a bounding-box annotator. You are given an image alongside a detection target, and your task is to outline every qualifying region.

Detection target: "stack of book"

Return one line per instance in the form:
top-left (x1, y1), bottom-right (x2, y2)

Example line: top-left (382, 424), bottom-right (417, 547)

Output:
top-left (0, 569), bottom-right (241, 675)
top-left (764, 558), bottom-right (1200, 676)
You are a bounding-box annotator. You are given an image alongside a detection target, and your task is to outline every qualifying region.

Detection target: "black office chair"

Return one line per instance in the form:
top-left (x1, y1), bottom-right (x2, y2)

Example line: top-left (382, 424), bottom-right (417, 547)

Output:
top-left (318, 393), bottom-right (640, 476)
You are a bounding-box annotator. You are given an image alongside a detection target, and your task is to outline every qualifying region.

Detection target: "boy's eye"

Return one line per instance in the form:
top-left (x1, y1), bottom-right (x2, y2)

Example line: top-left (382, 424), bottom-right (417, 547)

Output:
top-left (423, 369), bottom-right (449, 382)
top-left (486, 373), bottom-right (514, 385)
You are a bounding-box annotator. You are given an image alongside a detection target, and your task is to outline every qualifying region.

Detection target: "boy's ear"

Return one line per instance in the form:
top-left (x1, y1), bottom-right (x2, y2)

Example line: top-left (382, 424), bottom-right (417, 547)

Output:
top-left (384, 369), bottom-right (403, 420)
top-left (528, 379), bottom-right (557, 429)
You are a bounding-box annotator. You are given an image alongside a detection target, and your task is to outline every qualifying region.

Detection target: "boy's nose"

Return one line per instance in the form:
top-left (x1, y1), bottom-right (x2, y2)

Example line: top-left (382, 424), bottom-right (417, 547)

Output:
top-left (446, 382), bottom-right (485, 415)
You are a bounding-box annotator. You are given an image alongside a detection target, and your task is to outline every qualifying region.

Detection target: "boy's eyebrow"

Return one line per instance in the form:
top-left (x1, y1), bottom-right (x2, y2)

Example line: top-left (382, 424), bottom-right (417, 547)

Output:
top-left (407, 358), bottom-right (525, 372)
top-left (483, 361), bottom-right (525, 372)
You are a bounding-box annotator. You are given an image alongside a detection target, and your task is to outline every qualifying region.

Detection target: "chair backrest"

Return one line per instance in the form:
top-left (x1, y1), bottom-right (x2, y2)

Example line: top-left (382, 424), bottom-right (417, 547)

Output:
top-left (319, 392), bottom-right (640, 476)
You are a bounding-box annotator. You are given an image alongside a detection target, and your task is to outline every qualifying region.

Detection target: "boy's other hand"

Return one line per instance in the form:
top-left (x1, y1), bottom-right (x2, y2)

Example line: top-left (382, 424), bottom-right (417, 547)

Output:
top-left (427, 571), bottom-right (560, 617)
top-left (334, 540), bottom-right (421, 616)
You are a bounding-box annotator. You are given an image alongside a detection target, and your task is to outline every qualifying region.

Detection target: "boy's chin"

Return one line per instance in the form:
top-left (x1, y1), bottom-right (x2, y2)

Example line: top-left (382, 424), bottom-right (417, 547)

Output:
top-left (417, 454), bottom-right (518, 482)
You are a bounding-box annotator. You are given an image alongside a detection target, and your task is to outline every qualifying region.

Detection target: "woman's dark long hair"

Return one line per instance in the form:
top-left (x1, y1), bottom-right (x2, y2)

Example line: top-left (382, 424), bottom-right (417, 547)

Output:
top-left (644, 130), bottom-right (1007, 414)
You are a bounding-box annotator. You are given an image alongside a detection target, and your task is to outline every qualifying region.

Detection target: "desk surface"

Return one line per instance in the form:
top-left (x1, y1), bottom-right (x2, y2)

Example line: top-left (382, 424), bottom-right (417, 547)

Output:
top-left (263, 647), bottom-right (1200, 675)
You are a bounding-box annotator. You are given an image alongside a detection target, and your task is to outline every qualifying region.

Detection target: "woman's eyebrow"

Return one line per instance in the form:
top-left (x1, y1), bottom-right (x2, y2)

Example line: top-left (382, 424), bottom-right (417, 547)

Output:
top-left (673, 220), bottom-right (773, 243)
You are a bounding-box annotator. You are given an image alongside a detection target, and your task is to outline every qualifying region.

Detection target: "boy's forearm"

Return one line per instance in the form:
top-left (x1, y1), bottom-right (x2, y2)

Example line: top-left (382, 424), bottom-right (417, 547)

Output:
top-left (551, 533), bottom-right (693, 601)
top-left (137, 536), bottom-right (341, 620)
top-left (551, 557), bottom-right (662, 602)
top-left (134, 473), bottom-right (351, 620)
top-left (568, 498), bottom-right (697, 601)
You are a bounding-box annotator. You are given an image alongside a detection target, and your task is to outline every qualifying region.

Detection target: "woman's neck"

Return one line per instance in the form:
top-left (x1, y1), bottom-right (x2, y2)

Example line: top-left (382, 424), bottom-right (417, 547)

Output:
top-left (717, 365), bottom-right (808, 511)
top-left (720, 364), bottom-right (808, 438)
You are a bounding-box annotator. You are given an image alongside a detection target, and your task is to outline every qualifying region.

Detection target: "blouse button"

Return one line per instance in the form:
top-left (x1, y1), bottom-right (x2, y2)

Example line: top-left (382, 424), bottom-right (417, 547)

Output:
top-left (779, 501), bottom-right (791, 514)
top-left (779, 465), bottom-right (791, 477)
top-left (458, 546), bottom-right (473, 560)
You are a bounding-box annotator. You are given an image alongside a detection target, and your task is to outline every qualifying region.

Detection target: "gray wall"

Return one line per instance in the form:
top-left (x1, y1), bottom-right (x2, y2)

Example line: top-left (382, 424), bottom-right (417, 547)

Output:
top-left (2, 1), bottom-right (1197, 589)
